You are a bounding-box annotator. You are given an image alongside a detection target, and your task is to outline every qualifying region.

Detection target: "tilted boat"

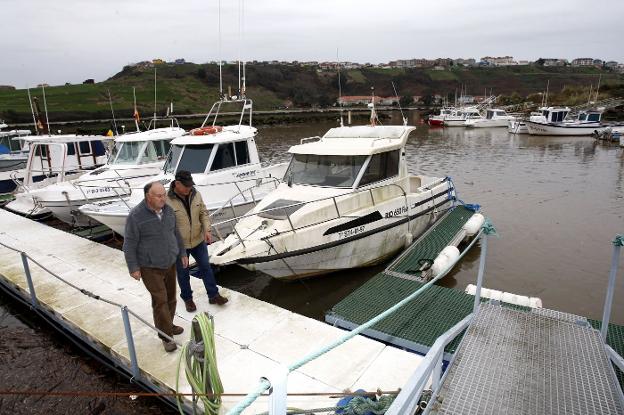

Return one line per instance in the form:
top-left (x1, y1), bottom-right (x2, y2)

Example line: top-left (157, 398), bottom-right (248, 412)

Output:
top-left (79, 98), bottom-right (288, 235)
top-left (209, 123), bottom-right (462, 279)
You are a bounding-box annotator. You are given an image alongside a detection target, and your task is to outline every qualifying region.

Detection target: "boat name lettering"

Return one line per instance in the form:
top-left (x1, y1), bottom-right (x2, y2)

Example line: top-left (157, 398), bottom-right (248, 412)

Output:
top-left (235, 170), bottom-right (256, 179)
top-left (338, 226), bottom-right (365, 239)
top-left (85, 187), bottom-right (112, 194)
top-left (384, 206), bottom-right (408, 218)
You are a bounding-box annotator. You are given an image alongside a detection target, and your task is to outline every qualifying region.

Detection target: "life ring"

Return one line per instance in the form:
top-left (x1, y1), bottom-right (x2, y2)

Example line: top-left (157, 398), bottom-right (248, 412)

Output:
top-left (191, 126), bottom-right (223, 136)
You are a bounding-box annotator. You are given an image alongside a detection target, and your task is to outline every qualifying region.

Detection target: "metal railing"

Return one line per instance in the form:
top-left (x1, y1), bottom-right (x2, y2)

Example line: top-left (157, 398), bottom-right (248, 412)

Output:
top-left (0, 239), bottom-right (189, 410)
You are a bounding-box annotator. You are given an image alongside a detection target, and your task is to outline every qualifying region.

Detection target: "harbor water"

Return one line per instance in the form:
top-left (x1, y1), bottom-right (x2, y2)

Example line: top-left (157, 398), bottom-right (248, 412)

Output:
top-left (1, 110), bottom-right (623, 412)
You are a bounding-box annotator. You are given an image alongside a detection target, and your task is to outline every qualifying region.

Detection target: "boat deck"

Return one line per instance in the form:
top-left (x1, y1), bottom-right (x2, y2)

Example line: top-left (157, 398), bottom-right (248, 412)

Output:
top-left (0, 209), bottom-right (424, 414)
top-left (429, 303), bottom-right (624, 415)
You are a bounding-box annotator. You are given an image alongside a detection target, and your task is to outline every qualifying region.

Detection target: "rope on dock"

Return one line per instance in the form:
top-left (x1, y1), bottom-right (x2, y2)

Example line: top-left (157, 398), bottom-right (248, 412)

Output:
top-left (614, 234), bottom-right (624, 247)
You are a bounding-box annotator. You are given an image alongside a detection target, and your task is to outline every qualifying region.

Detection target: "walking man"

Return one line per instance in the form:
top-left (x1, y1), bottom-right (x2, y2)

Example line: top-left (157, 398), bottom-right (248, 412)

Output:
top-left (168, 170), bottom-right (228, 311)
top-left (123, 181), bottom-right (188, 352)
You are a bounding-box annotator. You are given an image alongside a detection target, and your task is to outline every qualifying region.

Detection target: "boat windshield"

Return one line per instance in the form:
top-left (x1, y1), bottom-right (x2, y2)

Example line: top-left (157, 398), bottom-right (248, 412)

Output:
top-left (165, 144), bottom-right (215, 174)
top-left (285, 154), bottom-right (367, 188)
top-left (110, 141), bottom-right (146, 165)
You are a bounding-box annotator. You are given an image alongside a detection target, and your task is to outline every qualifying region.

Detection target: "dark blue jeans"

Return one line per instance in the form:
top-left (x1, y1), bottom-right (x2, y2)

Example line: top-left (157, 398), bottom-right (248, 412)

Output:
top-left (176, 241), bottom-right (218, 301)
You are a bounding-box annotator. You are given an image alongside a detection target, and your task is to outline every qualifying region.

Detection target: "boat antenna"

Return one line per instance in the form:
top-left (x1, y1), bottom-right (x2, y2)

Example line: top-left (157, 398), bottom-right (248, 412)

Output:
top-left (132, 87), bottom-right (140, 132)
top-left (337, 48), bottom-right (343, 127)
top-left (392, 81), bottom-right (407, 126)
top-left (27, 88), bottom-right (38, 135)
top-left (153, 66), bottom-right (157, 125)
top-left (107, 89), bottom-right (119, 136)
top-left (41, 84), bottom-right (51, 135)
top-left (588, 83), bottom-right (593, 105)
top-left (545, 79), bottom-right (549, 107)
top-left (237, 0), bottom-right (241, 98)
top-left (594, 74), bottom-right (601, 103)
top-left (218, 0), bottom-right (223, 100)
top-left (241, 0), bottom-right (246, 98)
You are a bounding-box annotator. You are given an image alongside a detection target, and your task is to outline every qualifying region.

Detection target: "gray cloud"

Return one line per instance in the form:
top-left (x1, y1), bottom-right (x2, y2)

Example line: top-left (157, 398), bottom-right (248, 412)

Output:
top-left (1, 0), bottom-right (622, 86)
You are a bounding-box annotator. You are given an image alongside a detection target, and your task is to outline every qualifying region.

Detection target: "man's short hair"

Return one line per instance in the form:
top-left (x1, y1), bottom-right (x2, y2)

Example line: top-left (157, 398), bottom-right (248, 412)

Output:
top-left (143, 181), bottom-right (155, 196)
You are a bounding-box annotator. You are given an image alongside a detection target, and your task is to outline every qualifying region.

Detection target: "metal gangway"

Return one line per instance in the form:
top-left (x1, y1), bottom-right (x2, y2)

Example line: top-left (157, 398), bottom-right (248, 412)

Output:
top-left (387, 233), bottom-right (624, 415)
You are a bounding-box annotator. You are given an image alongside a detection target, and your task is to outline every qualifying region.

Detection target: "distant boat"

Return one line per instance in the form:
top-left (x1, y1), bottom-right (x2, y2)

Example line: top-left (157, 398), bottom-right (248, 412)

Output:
top-left (464, 109), bottom-right (514, 128)
top-left (428, 108), bottom-right (453, 126)
top-left (526, 107), bottom-right (605, 136)
top-left (443, 107), bottom-right (482, 127)
top-left (0, 124), bottom-right (31, 172)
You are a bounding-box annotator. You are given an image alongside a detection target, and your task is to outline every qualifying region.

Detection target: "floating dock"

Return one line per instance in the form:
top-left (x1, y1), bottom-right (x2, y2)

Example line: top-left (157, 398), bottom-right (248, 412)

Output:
top-left (326, 206), bottom-right (624, 390)
top-left (0, 209), bottom-right (425, 414)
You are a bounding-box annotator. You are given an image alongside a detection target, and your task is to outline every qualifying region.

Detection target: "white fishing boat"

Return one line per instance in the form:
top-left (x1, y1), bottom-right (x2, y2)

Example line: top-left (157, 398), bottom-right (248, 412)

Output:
top-left (2, 135), bottom-right (111, 219)
top-left (525, 107), bottom-right (605, 136)
top-left (0, 127), bottom-right (31, 172)
top-left (28, 117), bottom-right (185, 226)
top-left (443, 107), bottom-right (482, 127)
top-left (209, 117), bottom-right (461, 280)
top-left (464, 109), bottom-right (514, 128)
top-left (79, 98), bottom-right (288, 235)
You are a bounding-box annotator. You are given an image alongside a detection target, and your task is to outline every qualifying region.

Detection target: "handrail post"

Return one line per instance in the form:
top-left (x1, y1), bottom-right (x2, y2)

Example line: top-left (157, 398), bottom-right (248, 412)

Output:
top-left (20, 252), bottom-right (38, 307)
top-left (265, 365), bottom-right (289, 415)
top-left (332, 197), bottom-right (340, 218)
top-left (473, 229), bottom-right (492, 313)
top-left (432, 351), bottom-right (443, 390)
top-left (121, 305), bottom-right (141, 380)
top-left (601, 235), bottom-right (623, 341)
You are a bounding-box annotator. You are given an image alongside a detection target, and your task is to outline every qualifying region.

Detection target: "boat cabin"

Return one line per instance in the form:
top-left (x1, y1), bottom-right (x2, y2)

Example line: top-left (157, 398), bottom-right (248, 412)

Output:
top-left (284, 126), bottom-right (412, 190)
top-left (576, 111), bottom-right (602, 123)
top-left (541, 107), bottom-right (570, 123)
top-left (485, 109), bottom-right (509, 119)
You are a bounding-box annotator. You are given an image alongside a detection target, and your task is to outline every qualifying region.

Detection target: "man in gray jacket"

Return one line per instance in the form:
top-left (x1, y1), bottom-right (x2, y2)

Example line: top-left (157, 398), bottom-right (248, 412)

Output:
top-left (123, 181), bottom-right (188, 352)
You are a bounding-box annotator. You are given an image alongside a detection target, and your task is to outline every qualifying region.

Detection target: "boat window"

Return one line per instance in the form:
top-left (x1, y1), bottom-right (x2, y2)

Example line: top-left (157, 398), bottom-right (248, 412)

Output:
top-left (235, 141), bottom-right (250, 165)
top-left (154, 140), bottom-right (170, 159)
top-left (486, 110), bottom-right (494, 119)
top-left (177, 144), bottom-right (214, 174)
top-left (578, 113), bottom-right (587, 121)
top-left (358, 150), bottom-right (400, 187)
top-left (92, 140), bottom-right (106, 156)
top-left (587, 113), bottom-right (601, 122)
top-left (66, 142), bottom-right (76, 156)
top-left (285, 154), bottom-right (367, 188)
top-left (139, 141), bottom-right (158, 164)
top-left (111, 142), bottom-right (142, 165)
top-left (164, 144), bottom-right (183, 173)
top-left (211, 143), bottom-right (236, 171)
top-left (79, 141), bottom-right (92, 154)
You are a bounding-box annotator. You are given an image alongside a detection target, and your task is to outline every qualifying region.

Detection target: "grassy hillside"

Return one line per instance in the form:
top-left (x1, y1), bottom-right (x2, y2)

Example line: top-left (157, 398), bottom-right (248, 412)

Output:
top-left (0, 63), bottom-right (622, 123)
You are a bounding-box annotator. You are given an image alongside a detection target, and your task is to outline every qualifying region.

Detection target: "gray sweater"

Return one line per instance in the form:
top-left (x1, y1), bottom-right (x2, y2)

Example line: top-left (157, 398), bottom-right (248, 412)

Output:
top-left (123, 200), bottom-right (186, 273)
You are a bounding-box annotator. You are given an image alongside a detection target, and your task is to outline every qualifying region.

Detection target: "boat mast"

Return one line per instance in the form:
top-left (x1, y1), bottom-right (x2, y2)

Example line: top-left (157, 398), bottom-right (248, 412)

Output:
top-left (153, 67), bottom-right (157, 125)
top-left (133, 87), bottom-right (140, 132)
top-left (107, 89), bottom-right (118, 136)
top-left (27, 88), bottom-right (38, 135)
top-left (41, 85), bottom-right (51, 135)
top-left (218, 0), bottom-right (223, 100)
top-left (337, 48), bottom-right (343, 126)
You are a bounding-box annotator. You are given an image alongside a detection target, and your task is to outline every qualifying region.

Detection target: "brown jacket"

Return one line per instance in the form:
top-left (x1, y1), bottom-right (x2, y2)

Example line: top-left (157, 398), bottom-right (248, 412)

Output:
top-left (166, 187), bottom-right (211, 249)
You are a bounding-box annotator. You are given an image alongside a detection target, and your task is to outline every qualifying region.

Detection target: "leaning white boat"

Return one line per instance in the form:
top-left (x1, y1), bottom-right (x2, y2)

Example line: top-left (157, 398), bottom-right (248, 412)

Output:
top-left (31, 120), bottom-right (185, 227)
top-left (79, 98), bottom-right (288, 235)
top-left (526, 107), bottom-right (605, 136)
top-left (209, 124), bottom-right (458, 280)
top-left (3, 134), bottom-right (112, 219)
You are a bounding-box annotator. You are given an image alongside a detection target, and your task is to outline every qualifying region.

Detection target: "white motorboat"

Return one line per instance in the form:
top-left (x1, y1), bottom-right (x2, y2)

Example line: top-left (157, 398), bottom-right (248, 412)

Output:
top-left (208, 123), bottom-right (466, 280)
top-left (28, 118), bottom-right (185, 226)
top-left (525, 107), bottom-right (605, 136)
top-left (79, 98), bottom-right (288, 235)
top-left (464, 109), bottom-right (514, 128)
top-left (0, 126), bottom-right (31, 172)
top-left (2, 134), bottom-right (112, 219)
top-left (443, 107), bottom-right (482, 127)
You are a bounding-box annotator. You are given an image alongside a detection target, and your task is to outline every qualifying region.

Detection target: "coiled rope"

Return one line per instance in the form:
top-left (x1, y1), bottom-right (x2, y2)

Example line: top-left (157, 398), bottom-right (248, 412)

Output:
top-left (176, 312), bottom-right (223, 415)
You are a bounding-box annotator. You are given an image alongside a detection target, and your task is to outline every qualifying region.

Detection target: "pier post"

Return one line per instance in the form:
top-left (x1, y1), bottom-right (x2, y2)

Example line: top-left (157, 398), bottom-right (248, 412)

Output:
top-left (121, 306), bottom-right (141, 380)
top-left (20, 252), bottom-right (38, 307)
top-left (472, 234), bottom-right (488, 313)
top-left (601, 236), bottom-right (622, 341)
top-left (264, 365), bottom-right (289, 415)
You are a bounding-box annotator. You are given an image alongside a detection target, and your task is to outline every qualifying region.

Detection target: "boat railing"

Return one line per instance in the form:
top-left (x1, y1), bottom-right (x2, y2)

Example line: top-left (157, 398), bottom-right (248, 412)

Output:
top-left (0, 239), bottom-right (192, 413)
top-left (9, 166), bottom-right (103, 194)
top-left (198, 97), bottom-right (253, 134)
top-left (211, 177), bottom-right (451, 247)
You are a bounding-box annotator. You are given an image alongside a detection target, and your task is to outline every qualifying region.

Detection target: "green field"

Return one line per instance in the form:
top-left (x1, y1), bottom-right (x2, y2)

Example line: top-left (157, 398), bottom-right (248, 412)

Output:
top-left (1, 63), bottom-right (622, 123)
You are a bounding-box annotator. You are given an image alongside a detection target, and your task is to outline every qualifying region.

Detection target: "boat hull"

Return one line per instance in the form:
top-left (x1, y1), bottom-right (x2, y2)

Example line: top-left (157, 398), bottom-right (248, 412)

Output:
top-left (428, 118), bottom-right (444, 126)
top-left (232, 201), bottom-right (451, 279)
top-left (526, 121), bottom-right (604, 136)
top-left (508, 121), bottom-right (528, 134)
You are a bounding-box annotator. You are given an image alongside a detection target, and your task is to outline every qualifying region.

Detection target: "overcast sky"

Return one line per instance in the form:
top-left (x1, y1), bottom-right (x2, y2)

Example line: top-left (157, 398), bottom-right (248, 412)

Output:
top-left (2, 0), bottom-right (623, 87)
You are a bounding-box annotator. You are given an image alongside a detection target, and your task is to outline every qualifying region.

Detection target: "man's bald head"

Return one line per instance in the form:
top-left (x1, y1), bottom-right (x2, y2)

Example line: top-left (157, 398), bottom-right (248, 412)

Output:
top-left (144, 181), bottom-right (167, 211)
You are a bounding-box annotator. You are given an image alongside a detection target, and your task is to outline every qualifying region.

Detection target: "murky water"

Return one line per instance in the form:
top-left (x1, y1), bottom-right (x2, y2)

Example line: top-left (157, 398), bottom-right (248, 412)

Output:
top-left (1, 110), bottom-right (623, 412)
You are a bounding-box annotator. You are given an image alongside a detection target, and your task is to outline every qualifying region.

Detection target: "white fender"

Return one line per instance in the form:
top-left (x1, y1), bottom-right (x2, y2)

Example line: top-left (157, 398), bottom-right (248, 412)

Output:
top-left (463, 213), bottom-right (485, 236)
top-left (431, 246), bottom-right (460, 276)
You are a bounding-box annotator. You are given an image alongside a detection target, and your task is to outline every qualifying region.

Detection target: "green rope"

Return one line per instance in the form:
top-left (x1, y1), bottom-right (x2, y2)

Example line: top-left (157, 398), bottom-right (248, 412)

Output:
top-left (176, 312), bottom-right (224, 415)
top-left (613, 234), bottom-right (624, 247)
top-left (482, 218), bottom-right (497, 236)
top-left (340, 395), bottom-right (395, 414)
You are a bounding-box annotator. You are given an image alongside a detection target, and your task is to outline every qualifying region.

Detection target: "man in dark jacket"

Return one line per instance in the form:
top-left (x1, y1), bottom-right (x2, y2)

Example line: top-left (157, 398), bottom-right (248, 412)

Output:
top-left (123, 181), bottom-right (188, 352)
top-left (167, 170), bottom-right (228, 312)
